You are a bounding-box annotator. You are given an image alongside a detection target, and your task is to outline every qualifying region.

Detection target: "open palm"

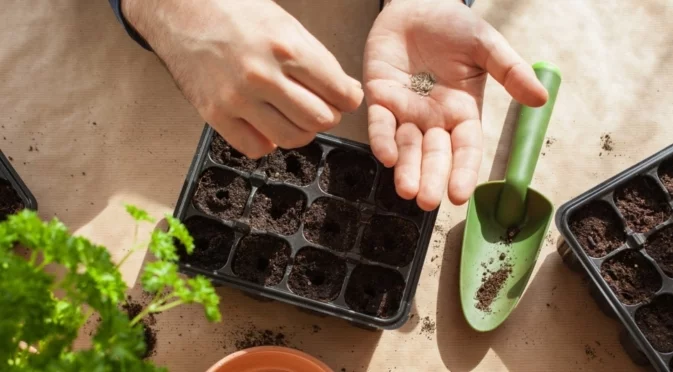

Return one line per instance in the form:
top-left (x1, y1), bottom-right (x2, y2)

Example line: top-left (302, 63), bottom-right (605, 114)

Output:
top-left (364, 0), bottom-right (548, 210)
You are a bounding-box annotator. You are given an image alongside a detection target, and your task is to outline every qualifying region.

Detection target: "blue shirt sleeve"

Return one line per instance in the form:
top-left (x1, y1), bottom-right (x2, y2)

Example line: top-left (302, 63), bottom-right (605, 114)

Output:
top-left (109, 0), bottom-right (152, 51)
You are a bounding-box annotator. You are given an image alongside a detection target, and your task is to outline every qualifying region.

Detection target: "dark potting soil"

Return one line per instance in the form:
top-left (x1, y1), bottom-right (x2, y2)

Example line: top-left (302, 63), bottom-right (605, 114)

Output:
top-left (635, 295), bottom-right (673, 353)
top-left (659, 158), bottom-right (673, 195)
top-left (614, 176), bottom-right (671, 233)
top-left (344, 264), bottom-right (405, 318)
top-left (303, 198), bottom-right (359, 252)
top-left (319, 150), bottom-right (376, 201)
top-left (644, 225), bottom-right (673, 277)
top-left (476, 263), bottom-right (513, 312)
top-left (0, 180), bottom-right (24, 221)
top-left (180, 217), bottom-right (235, 271)
top-left (261, 143), bottom-right (321, 186)
top-left (288, 247), bottom-right (347, 301)
top-left (233, 327), bottom-right (289, 350)
top-left (232, 234), bottom-right (290, 286)
top-left (600, 250), bottom-right (661, 305)
top-left (375, 168), bottom-right (422, 216)
top-left (501, 226), bottom-right (520, 245)
top-left (209, 134), bottom-right (260, 172)
top-left (193, 168), bottom-right (251, 221)
top-left (360, 215), bottom-right (419, 267)
top-left (569, 201), bottom-right (626, 257)
top-left (250, 185), bottom-right (306, 235)
top-left (122, 298), bottom-right (157, 359)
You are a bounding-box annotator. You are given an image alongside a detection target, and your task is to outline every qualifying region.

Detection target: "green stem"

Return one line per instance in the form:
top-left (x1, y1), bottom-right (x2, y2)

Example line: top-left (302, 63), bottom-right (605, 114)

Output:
top-left (115, 240), bottom-right (148, 270)
top-left (28, 251), bottom-right (38, 266)
top-left (150, 299), bottom-right (184, 314)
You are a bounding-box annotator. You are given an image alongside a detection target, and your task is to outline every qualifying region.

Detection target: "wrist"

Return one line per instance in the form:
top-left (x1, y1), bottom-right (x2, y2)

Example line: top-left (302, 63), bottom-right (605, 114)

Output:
top-left (383, 0), bottom-right (467, 7)
top-left (121, 0), bottom-right (153, 49)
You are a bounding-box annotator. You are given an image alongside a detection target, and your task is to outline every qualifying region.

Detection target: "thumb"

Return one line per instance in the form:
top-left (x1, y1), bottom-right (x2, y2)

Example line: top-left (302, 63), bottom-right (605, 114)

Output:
top-left (472, 20), bottom-right (548, 107)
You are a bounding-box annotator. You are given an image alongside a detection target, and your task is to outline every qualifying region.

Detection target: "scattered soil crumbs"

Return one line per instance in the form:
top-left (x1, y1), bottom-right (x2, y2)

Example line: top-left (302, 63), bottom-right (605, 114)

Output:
top-left (476, 263), bottom-right (513, 312)
top-left (122, 297), bottom-right (157, 359)
top-left (261, 143), bottom-right (321, 186)
top-left (635, 295), bottom-right (673, 353)
top-left (585, 344), bottom-right (597, 360)
top-left (614, 176), bottom-right (671, 233)
top-left (420, 316), bottom-right (436, 339)
top-left (180, 217), bottom-right (235, 271)
top-left (209, 134), bottom-right (260, 172)
top-left (232, 234), bottom-right (291, 286)
top-left (545, 137), bottom-right (556, 147)
top-left (569, 201), bottom-right (626, 257)
top-left (0, 180), bottom-right (24, 221)
top-left (501, 226), bottom-right (520, 245)
top-left (644, 225), bottom-right (673, 277)
top-left (288, 247), bottom-right (347, 301)
top-left (319, 150), bottom-right (376, 201)
top-left (600, 250), bottom-right (661, 305)
top-left (193, 168), bottom-right (251, 221)
top-left (409, 72), bottom-right (436, 96)
top-left (303, 198), bottom-right (359, 252)
top-left (360, 215), bottom-right (420, 267)
top-left (659, 158), bottom-right (673, 195)
top-left (250, 185), bottom-right (306, 235)
top-left (600, 133), bottom-right (614, 151)
top-left (233, 328), bottom-right (290, 350)
top-left (345, 264), bottom-right (405, 318)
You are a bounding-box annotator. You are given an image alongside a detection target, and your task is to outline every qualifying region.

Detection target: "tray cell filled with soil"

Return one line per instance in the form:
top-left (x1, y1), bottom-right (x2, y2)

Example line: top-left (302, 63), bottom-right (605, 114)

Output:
top-left (375, 168), bottom-right (422, 217)
top-left (600, 250), bottom-right (661, 305)
top-left (180, 216), bottom-right (236, 271)
top-left (193, 168), bottom-right (251, 221)
top-left (288, 247), bottom-right (347, 302)
top-left (345, 264), bottom-right (405, 318)
top-left (232, 234), bottom-right (291, 287)
top-left (360, 215), bottom-right (420, 267)
top-left (614, 176), bottom-right (671, 234)
top-left (568, 200), bottom-right (626, 258)
top-left (0, 178), bottom-right (25, 221)
top-left (261, 143), bottom-right (322, 186)
top-left (659, 157), bottom-right (673, 195)
top-left (209, 134), bottom-right (261, 172)
top-left (303, 198), bottom-right (360, 252)
top-left (635, 295), bottom-right (673, 353)
top-left (319, 150), bottom-right (376, 201)
top-left (644, 225), bottom-right (673, 278)
top-left (250, 185), bottom-right (306, 236)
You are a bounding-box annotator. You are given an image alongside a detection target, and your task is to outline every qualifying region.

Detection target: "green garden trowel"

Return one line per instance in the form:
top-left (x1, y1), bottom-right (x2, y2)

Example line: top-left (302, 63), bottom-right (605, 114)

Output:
top-left (459, 61), bottom-right (562, 332)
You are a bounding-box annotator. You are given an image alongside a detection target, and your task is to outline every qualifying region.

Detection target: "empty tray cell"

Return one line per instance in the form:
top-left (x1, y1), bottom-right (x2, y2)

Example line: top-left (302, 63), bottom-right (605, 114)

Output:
top-left (250, 185), bottom-right (306, 235)
top-left (319, 150), bottom-right (376, 201)
top-left (644, 224), bottom-right (673, 277)
top-left (209, 134), bottom-right (261, 172)
top-left (345, 264), bottom-right (405, 318)
top-left (568, 200), bottom-right (626, 258)
top-left (303, 198), bottom-right (359, 252)
top-left (614, 176), bottom-right (671, 233)
top-left (288, 247), bottom-right (347, 302)
top-left (261, 143), bottom-right (322, 186)
top-left (360, 215), bottom-right (420, 267)
top-left (600, 250), bottom-right (661, 305)
top-left (232, 234), bottom-right (291, 286)
top-left (659, 157), bottom-right (673, 195)
top-left (375, 168), bottom-right (422, 217)
top-left (0, 179), bottom-right (24, 221)
top-left (635, 294), bottom-right (673, 353)
top-left (193, 168), bottom-right (251, 221)
top-left (180, 216), bottom-right (235, 271)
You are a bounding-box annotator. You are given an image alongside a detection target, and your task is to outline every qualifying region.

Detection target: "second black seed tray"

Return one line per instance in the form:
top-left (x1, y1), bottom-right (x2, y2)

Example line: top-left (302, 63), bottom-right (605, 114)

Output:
top-left (556, 144), bottom-right (673, 372)
top-left (173, 124), bottom-right (439, 330)
top-left (0, 150), bottom-right (37, 220)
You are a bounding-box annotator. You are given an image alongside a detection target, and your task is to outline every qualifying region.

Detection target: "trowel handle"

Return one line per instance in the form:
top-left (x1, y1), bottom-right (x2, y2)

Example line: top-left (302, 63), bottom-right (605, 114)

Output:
top-left (495, 61), bottom-right (562, 228)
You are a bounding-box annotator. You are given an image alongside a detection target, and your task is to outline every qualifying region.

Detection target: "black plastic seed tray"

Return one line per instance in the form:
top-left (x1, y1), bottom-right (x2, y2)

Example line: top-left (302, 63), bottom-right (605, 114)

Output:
top-left (173, 124), bottom-right (439, 330)
top-left (556, 144), bottom-right (673, 371)
top-left (0, 150), bottom-right (37, 218)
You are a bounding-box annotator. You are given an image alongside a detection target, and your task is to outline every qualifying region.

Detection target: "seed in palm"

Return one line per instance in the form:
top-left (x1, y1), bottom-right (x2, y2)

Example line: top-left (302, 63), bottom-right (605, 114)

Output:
top-left (409, 72), bottom-right (436, 96)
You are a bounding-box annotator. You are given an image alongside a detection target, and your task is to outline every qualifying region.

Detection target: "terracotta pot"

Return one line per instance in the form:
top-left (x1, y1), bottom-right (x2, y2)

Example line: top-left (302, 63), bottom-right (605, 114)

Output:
top-left (206, 346), bottom-right (333, 372)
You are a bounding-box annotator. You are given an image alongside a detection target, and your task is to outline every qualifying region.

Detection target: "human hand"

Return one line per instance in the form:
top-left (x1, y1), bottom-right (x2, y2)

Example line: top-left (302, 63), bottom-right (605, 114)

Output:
top-left (123, 0), bottom-right (363, 158)
top-left (364, 0), bottom-right (548, 210)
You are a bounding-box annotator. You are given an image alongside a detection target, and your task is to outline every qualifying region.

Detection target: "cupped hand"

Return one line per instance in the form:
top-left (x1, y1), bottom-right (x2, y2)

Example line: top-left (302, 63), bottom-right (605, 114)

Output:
top-left (123, 0), bottom-right (363, 158)
top-left (364, 0), bottom-right (548, 210)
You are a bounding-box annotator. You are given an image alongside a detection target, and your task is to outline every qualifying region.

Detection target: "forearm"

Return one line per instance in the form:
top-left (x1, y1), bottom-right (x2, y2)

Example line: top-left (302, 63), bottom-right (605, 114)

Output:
top-left (383, 0), bottom-right (470, 6)
top-left (108, 0), bottom-right (152, 50)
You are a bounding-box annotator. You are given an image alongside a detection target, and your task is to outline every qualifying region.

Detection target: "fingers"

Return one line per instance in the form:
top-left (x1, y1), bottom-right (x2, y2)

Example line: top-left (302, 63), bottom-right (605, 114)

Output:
top-left (417, 128), bottom-right (452, 211)
top-left (368, 104), bottom-right (398, 167)
top-left (243, 102), bottom-right (314, 149)
top-left (394, 123), bottom-right (423, 200)
top-left (447, 119), bottom-right (483, 205)
top-left (473, 21), bottom-right (548, 108)
top-left (211, 118), bottom-right (276, 159)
